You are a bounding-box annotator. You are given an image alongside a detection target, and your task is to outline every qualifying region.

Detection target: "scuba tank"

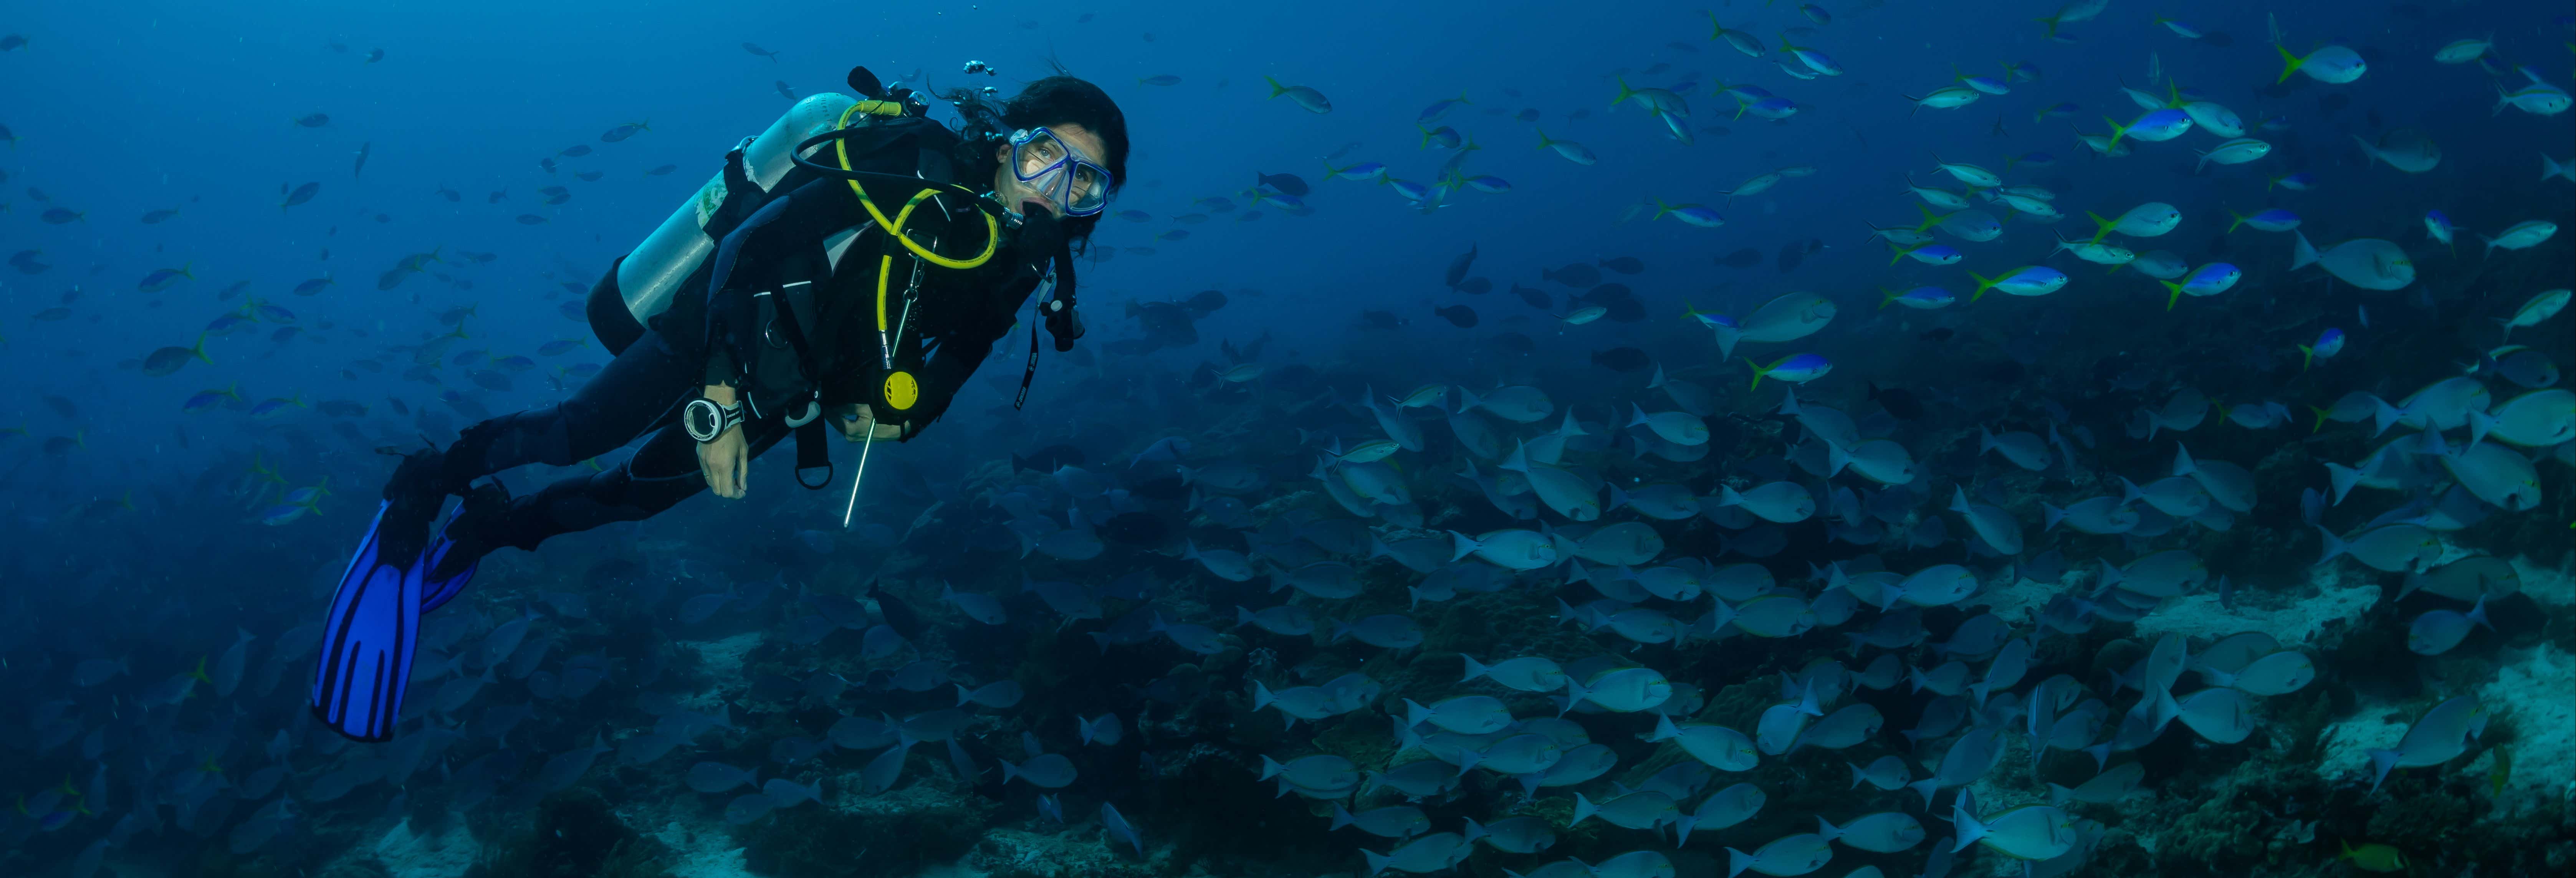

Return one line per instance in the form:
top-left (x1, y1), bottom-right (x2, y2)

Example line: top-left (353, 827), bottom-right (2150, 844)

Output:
top-left (610, 91), bottom-right (859, 331)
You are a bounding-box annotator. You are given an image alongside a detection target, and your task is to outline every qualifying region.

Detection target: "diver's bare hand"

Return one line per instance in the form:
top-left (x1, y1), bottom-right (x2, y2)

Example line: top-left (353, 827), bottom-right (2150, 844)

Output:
top-left (839, 404), bottom-right (903, 441)
top-left (698, 425), bottom-right (749, 499)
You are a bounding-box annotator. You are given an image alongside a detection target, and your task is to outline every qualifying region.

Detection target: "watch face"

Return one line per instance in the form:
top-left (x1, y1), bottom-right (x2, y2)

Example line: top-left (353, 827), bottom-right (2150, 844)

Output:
top-left (688, 400), bottom-right (718, 439)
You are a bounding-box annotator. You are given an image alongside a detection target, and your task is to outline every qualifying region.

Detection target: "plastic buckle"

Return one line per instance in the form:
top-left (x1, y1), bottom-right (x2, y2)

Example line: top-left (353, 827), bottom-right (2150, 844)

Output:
top-left (784, 398), bottom-right (822, 428)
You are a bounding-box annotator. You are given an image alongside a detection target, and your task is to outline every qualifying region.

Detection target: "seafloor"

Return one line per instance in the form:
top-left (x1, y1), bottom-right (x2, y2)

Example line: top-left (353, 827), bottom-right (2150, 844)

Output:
top-left (203, 493), bottom-right (2573, 878)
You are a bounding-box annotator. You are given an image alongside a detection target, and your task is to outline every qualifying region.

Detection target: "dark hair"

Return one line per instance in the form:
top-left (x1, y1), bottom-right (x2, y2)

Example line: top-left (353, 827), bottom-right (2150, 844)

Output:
top-left (944, 75), bottom-right (1128, 246)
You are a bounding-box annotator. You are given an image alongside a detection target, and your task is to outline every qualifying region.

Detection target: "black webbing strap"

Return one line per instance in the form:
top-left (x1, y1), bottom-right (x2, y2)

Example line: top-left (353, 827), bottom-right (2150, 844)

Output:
top-left (1014, 306), bottom-right (1041, 410)
top-left (763, 281), bottom-right (834, 490)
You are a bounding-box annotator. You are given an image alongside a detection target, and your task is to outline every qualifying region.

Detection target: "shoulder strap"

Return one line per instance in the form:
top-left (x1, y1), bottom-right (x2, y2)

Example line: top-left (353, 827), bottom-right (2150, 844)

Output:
top-left (698, 142), bottom-right (765, 243)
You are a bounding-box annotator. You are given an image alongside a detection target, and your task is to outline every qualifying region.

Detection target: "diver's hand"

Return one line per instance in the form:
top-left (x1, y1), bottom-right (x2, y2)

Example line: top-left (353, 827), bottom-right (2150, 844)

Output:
top-left (838, 404), bottom-right (903, 441)
top-left (1015, 202), bottom-right (1065, 268)
top-left (698, 425), bottom-right (749, 499)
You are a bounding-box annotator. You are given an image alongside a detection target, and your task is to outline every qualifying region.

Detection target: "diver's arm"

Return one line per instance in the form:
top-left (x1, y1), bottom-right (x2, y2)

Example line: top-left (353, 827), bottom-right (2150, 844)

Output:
top-left (897, 314), bottom-right (1011, 440)
top-left (895, 212), bottom-right (1065, 437)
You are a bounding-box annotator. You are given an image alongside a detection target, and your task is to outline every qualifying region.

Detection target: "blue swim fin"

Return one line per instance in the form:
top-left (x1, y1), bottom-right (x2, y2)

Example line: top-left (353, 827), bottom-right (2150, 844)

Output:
top-left (309, 500), bottom-right (424, 742)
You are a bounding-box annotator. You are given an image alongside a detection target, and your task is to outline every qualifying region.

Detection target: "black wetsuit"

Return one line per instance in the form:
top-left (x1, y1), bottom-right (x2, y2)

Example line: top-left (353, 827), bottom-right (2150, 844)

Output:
top-left (435, 115), bottom-right (1049, 554)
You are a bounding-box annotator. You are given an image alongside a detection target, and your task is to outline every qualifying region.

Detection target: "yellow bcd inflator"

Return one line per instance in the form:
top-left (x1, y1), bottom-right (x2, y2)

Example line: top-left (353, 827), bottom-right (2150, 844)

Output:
top-left (881, 370), bottom-right (919, 412)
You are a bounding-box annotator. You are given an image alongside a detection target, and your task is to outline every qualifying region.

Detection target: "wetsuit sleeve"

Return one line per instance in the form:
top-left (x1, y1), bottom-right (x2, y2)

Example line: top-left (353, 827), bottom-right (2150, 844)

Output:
top-left (702, 178), bottom-right (870, 385)
top-left (897, 299), bottom-right (1016, 439)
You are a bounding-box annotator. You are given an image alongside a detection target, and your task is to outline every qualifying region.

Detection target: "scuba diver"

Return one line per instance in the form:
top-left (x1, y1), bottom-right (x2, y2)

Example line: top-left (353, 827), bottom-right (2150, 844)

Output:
top-left (311, 67), bottom-right (1129, 741)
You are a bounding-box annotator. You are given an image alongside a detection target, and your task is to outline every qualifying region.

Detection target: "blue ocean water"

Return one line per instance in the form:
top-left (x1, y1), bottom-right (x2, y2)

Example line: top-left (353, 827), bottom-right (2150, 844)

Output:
top-left (2, 1), bottom-right (2571, 876)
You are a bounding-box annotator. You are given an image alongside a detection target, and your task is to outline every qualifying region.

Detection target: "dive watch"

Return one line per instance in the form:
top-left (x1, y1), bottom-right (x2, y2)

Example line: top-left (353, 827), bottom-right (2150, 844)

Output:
top-left (684, 397), bottom-right (746, 443)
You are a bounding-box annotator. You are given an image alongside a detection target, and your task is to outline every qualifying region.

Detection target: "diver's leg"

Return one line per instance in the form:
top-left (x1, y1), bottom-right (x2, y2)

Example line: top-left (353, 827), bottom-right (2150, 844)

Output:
top-left (376, 328), bottom-right (701, 567)
top-left (434, 329), bottom-right (704, 489)
top-left (428, 421), bottom-right (787, 576)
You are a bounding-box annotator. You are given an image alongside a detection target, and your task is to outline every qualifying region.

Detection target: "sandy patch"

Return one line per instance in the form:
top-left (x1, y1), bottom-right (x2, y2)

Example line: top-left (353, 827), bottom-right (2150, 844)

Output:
top-left (373, 815), bottom-right (482, 878)
top-left (2477, 643), bottom-right (2576, 802)
top-left (2133, 563), bottom-right (2380, 647)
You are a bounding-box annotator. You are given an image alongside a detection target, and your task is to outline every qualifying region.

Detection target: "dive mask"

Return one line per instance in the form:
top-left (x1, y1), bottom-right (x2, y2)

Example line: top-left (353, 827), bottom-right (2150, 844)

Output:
top-left (1007, 127), bottom-right (1112, 217)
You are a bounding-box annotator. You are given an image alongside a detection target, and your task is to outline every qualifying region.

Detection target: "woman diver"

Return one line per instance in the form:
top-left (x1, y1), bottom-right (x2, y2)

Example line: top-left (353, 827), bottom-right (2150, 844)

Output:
top-left (310, 67), bottom-right (1130, 741)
